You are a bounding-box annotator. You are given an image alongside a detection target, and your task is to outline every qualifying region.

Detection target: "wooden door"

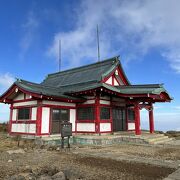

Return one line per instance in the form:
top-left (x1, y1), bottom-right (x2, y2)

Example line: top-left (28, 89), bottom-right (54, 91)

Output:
top-left (51, 109), bottom-right (69, 134)
top-left (112, 108), bottom-right (126, 132)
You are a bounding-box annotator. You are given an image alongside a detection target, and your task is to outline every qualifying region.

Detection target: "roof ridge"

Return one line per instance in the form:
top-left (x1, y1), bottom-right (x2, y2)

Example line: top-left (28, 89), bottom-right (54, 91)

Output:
top-left (46, 56), bottom-right (119, 78)
top-left (16, 79), bottom-right (61, 90)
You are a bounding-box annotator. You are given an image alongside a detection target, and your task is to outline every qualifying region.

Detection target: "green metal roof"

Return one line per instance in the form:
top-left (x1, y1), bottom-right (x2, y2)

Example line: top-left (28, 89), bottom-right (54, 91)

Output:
top-left (65, 82), bottom-right (169, 96)
top-left (41, 56), bottom-right (122, 87)
top-left (0, 56), bottom-right (172, 101)
top-left (15, 79), bottom-right (84, 101)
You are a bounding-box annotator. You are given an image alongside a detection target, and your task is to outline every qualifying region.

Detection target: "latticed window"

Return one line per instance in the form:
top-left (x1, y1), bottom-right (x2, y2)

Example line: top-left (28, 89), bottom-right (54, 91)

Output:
top-left (100, 107), bottom-right (110, 120)
top-left (128, 109), bottom-right (135, 121)
top-left (18, 108), bottom-right (30, 120)
top-left (77, 107), bottom-right (94, 120)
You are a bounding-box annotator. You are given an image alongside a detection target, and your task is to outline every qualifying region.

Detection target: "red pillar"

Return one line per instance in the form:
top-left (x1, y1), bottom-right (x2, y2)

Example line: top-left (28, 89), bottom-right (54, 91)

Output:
top-left (36, 102), bottom-right (42, 136)
top-left (134, 103), bottom-right (141, 135)
top-left (8, 104), bottom-right (13, 134)
top-left (95, 95), bottom-right (100, 134)
top-left (149, 106), bottom-right (154, 133)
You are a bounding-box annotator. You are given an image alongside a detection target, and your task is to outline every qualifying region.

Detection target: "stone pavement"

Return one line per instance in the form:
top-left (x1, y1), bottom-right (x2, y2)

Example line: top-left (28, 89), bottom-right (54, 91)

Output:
top-left (164, 168), bottom-right (180, 180)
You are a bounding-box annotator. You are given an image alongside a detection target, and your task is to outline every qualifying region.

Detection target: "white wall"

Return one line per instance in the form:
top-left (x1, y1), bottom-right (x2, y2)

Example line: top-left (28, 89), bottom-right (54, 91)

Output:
top-left (42, 100), bottom-right (75, 107)
top-left (77, 123), bottom-right (95, 132)
top-left (13, 101), bottom-right (37, 107)
top-left (105, 76), bottom-right (112, 85)
top-left (82, 100), bottom-right (95, 104)
top-left (31, 107), bottom-right (37, 120)
top-left (70, 109), bottom-right (76, 131)
top-left (99, 100), bottom-right (110, 105)
top-left (14, 93), bottom-right (24, 101)
top-left (114, 78), bottom-right (119, 86)
top-left (11, 124), bottom-right (36, 133)
top-left (128, 122), bottom-right (135, 130)
top-left (12, 109), bottom-right (17, 120)
top-left (41, 107), bottom-right (50, 134)
top-left (100, 123), bottom-right (111, 132)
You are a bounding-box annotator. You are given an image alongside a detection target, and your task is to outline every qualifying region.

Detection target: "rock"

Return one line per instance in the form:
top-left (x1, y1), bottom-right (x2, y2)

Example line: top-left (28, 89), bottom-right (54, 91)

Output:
top-left (8, 159), bottom-right (12, 163)
top-left (37, 175), bottom-right (52, 180)
top-left (24, 148), bottom-right (28, 151)
top-left (24, 165), bottom-right (32, 172)
top-left (7, 149), bottom-right (25, 155)
top-left (7, 175), bottom-right (25, 180)
top-left (56, 147), bottom-right (60, 151)
top-left (52, 171), bottom-right (66, 180)
top-left (31, 167), bottom-right (41, 176)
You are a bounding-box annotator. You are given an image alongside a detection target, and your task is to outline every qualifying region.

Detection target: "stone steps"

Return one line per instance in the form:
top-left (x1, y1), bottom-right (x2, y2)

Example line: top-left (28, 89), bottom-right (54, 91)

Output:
top-left (34, 133), bottom-right (174, 146)
top-left (143, 135), bottom-right (174, 144)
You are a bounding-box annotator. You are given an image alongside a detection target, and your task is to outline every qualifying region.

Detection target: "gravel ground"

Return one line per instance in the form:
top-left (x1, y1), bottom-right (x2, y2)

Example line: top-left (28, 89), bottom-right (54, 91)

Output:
top-left (0, 133), bottom-right (179, 180)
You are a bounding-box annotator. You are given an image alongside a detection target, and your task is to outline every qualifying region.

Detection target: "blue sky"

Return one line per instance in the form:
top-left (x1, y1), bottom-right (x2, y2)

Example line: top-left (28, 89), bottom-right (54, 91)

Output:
top-left (0, 0), bottom-right (180, 131)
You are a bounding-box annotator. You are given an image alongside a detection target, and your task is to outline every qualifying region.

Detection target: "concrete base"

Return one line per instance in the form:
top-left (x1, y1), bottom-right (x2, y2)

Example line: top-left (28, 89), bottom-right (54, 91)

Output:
top-left (34, 131), bottom-right (174, 146)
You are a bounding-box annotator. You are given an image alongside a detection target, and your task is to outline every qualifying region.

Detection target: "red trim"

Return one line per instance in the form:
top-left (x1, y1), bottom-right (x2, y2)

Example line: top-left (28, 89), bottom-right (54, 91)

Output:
top-left (76, 104), bottom-right (96, 108)
top-left (95, 95), bottom-right (100, 133)
top-left (9, 104), bottom-right (13, 134)
top-left (99, 104), bottom-right (111, 107)
top-left (101, 66), bottom-right (129, 85)
top-left (114, 75), bottom-right (120, 86)
top-left (0, 84), bottom-right (85, 103)
top-left (134, 103), bottom-right (141, 135)
top-left (112, 75), bottom-right (114, 86)
top-left (49, 108), bottom-right (52, 135)
top-left (13, 105), bottom-right (37, 109)
top-left (39, 133), bottom-right (50, 136)
top-left (100, 120), bottom-right (112, 123)
top-left (11, 120), bottom-right (36, 124)
top-left (116, 66), bottom-right (129, 85)
top-left (75, 104), bottom-right (77, 133)
top-left (10, 132), bottom-right (36, 135)
top-left (12, 99), bottom-right (35, 103)
top-left (75, 131), bottom-right (112, 134)
top-left (36, 102), bottom-right (42, 135)
top-left (75, 131), bottom-right (96, 133)
top-left (42, 104), bottom-right (75, 109)
top-left (76, 120), bottom-right (95, 123)
top-left (16, 107), bottom-right (32, 121)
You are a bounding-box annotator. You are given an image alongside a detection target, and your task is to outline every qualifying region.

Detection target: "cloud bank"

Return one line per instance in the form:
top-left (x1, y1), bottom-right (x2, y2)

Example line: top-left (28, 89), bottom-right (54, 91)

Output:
top-left (0, 73), bottom-right (14, 123)
top-left (48, 0), bottom-right (180, 72)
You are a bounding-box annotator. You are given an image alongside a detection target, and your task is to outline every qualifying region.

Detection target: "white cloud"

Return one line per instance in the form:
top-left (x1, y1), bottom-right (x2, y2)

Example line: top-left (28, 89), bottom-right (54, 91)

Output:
top-left (19, 11), bottom-right (39, 59)
top-left (47, 0), bottom-right (180, 72)
top-left (0, 104), bottom-right (10, 123)
top-left (0, 73), bottom-right (15, 94)
top-left (0, 73), bottom-right (14, 123)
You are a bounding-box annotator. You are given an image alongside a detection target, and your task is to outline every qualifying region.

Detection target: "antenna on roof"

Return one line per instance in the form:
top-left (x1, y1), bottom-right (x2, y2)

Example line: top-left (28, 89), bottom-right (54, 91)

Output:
top-left (58, 39), bottom-right (61, 72)
top-left (97, 24), bottom-right (100, 62)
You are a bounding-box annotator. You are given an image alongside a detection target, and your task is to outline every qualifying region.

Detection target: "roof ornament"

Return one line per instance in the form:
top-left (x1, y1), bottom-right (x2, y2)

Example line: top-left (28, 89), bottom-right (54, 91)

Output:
top-left (15, 78), bottom-right (21, 82)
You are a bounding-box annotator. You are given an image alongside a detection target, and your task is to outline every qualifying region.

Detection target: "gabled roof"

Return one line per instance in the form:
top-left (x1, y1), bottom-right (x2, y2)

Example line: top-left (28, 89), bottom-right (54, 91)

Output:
top-left (0, 56), bottom-right (172, 103)
top-left (0, 79), bottom-right (85, 102)
top-left (41, 56), bottom-right (130, 87)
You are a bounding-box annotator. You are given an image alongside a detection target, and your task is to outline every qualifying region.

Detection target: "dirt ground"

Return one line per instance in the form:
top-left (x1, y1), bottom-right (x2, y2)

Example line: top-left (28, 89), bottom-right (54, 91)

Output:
top-left (0, 133), bottom-right (180, 180)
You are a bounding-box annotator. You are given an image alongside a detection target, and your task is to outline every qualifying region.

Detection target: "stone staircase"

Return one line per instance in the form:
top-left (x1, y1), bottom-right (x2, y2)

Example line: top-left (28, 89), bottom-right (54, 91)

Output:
top-left (141, 134), bottom-right (174, 145)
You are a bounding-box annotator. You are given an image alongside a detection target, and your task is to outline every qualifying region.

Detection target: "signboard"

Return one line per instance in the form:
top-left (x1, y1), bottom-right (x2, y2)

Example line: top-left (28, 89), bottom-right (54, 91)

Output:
top-left (61, 122), bottom-right (72, 138)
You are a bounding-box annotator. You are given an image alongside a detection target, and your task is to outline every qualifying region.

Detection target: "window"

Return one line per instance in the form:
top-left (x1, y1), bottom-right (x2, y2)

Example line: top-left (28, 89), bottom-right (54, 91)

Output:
top-left (128, 109), bottom-right (135, 121)
top-left (52, 109), bottom-right (69, 122)
top-left (18, 108), bottom-right (30, 120)
top-left (77, 107), bottom-right (94, 120)
top-left (100, 107), bottom-right (110, 120)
